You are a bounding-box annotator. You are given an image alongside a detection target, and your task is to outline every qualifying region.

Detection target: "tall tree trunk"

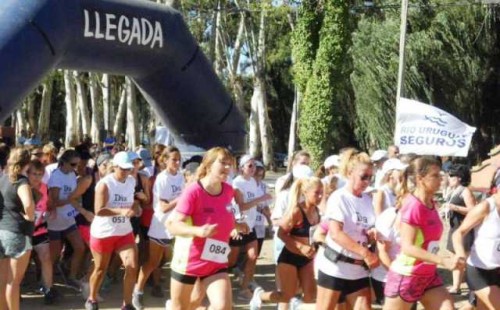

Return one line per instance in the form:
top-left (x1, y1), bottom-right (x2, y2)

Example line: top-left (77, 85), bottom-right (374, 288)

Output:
top-left (228, 14), bottom-right (246, 112)
top-left (113, 87), bottom-right (127, 138)
top-left (89, 73), bottom-right (103, 143)
top-left (38, 76), bottom-right (54, 143)
top-left (288, 88), bottom-right (300, 161)
top-left (249, 89), bottom-right (260, 157)
top-left (64, 70), bottom-right (78, 147)
top-left (125, 78), bottom-right (139, 150)
top-left (74, 71), bottom-right (91, 138)
top-left (26, 95), bottom-right (37, 133)
top-left (213, 1), bottom-right (224, 77)
top-left (15, 109), bottom-right (27, 140)
top-left (101, 74), bottom-right (111, 131)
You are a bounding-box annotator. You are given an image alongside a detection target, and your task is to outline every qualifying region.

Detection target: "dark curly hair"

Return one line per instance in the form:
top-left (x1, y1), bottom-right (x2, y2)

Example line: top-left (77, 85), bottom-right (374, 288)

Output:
top-left (448, 164), bottom-right (470, 186)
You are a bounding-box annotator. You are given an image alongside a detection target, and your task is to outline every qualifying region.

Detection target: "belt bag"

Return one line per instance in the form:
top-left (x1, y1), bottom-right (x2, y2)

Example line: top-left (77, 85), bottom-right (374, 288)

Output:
top-left (323, 245), bottom-right (368, 270)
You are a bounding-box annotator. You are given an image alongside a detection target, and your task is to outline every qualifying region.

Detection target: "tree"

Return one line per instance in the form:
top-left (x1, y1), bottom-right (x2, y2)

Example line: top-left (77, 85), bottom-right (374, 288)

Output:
top-left (298, 0), bottom-right (350, 168)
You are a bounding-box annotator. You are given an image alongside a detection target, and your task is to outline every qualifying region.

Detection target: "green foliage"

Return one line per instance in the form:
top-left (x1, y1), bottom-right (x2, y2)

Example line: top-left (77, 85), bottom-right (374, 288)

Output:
top-left (291, 0), bottom-right (322, 94)
top-left (298, 0), bottom-right (350, 168)
top-left (350, 3), bottom-right (498, 152)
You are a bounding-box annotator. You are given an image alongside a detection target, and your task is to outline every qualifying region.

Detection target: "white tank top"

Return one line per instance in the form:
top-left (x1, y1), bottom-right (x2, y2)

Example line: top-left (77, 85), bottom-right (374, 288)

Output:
top-left (90, 174), bottom-right (136, 238)
top-left (467, 197), bottom-right (500, 269)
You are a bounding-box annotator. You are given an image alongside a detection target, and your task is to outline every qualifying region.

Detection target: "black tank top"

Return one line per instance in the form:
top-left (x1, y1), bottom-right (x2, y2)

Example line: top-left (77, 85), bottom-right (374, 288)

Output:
top-left (449, 186), bottom-right (466, 227)
top-left (290, 207), bottom-right (318, 237)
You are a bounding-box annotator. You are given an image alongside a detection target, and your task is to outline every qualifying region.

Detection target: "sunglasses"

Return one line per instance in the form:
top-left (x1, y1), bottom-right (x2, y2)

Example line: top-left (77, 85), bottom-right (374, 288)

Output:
top-left (31, 152), bottom-right (43, 157)
top-left (70, 162), bottom-right (79, 167)
top-left (119, 167), bottom-right (132, 171)
top-left (360, 174), bottom-right (372, 181)
top-left (247, 164), bottom-right (255, 168)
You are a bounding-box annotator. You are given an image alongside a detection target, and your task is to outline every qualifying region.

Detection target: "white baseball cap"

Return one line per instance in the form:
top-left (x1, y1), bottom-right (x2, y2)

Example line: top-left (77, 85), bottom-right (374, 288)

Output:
top-left (292, 164), bottom-right (313, 179)
top-left (371, 150), bottom-right (388, 162)
top-left (112, 151), bottom-right (134, 170)
top-left (239, 154), bottom-right (254, 168)
top-left (324, 155), bottom-right (340, 169)
top-left (381, 158), bottom-right (408, 175)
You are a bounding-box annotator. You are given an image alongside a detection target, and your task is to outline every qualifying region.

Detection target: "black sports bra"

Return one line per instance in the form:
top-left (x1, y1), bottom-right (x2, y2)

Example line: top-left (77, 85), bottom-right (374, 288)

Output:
top-left (290, 207), bottom-right (318, 237)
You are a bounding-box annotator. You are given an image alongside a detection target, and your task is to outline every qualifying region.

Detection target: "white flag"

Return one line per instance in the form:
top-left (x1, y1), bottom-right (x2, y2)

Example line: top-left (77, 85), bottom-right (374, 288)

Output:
top-left (394, 98), bottom-right (476, 157)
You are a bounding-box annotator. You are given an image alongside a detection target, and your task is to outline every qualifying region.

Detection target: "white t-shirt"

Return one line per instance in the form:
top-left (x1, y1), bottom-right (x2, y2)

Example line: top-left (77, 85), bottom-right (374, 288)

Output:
top-left (148, 170), bottom-right (185, 240)
top-left (90, 174), bottom-right (136, 238)
top-left (380, 184), bottom-right (397, 212)
top-left (372, 207), bottom-right (401, 282)
top-left (42, 162), bottom-right (58, 184)
top-left (254, 181), bottom-right (269, 239)
top-left (47, 168), bottom-right (78, 231)
top-left (274, 173), bottom-right (290, 194)
top-left (468, 197), bottom-right (500, 269)
top-left (317, 187), bottom-right (375, 280)
top-left (233, 176), bottom-right (259, 230)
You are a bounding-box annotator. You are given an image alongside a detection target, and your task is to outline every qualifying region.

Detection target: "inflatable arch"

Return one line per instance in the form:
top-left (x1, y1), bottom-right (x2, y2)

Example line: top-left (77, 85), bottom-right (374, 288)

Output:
top-left (0, 0), bottom-right (246, 152)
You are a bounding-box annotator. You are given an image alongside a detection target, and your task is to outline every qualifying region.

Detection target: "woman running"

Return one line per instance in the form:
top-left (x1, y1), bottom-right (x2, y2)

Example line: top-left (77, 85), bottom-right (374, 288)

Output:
top-left (0, 148), bottom-right (35, 310)
top-left (47, 149), bottom-right (85, 289)
top-left (28, 159), bottom-right (59, 304)
top-left (316, 149), bottom-right (379, 310)
top-left (253, 161), bottom-right (271, 257)
top-left (85, 151), bottom-right (141, 310)
top-left (444, 164), bottom-right (476, 295)
top-left (166, 147), bottom-right (248, 310)
top-left (133, 146), bottom-right (184, 308)
top-left (228, 155), bottom-right (272, 299)
top-left (250, 176), bottom-right (322, 309)
top-left (452, 186), bottom-right (500, 309)
top-left (383, 156), bottom-right (464, 310)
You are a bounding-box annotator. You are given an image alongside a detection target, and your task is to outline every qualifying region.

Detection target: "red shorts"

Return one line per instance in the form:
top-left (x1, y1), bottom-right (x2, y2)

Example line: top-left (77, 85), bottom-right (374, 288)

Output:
top-left (78, 225), bottom-right (91, 245)
top-left (384, 270), bottom-right (443, 303)
top-left (90, 233), bottom-right (136, 254)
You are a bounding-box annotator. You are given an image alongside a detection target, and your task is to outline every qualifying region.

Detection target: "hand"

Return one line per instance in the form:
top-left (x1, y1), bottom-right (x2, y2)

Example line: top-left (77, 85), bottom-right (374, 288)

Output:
top-left (236, 222), bottom-right (250, 235)
top-left (366, 228), bottom-right (379, 243)
top-left (122, 208), bottom-right (136, 218)
top-left (82, 210), bottom-right (95, 223)
top-left (196, 224), bottom-right (217, 238)
top-left (299, 244), bottom-right (316, 259)
top-left (135, 191), bottom-right (147, 202)
top-left (363, 251), bottom-right (380, 269)
top-left (133, 205), bottom-right (143, 217)
top-left (230, 229), bottom-right (242, 240)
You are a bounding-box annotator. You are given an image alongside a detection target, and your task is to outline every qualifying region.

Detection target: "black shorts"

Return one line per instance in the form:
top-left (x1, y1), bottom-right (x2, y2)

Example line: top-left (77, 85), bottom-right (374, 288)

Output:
top-left (139, 225), bottom-right (150, 241)
top-left (370, 277), bottom-right (385, 305)
top-left (277, 247), bottom-right (312, 268)
top-left (466, 264), bottom-right (500, 291)
top-left (229, 230), bottom-right (257, 247)
top-left (318, 270), bottom-right (370, 303)
top-left (171, 268), bottom-right (228, 285)
top-left (32, 233), bottom-right (50, 247)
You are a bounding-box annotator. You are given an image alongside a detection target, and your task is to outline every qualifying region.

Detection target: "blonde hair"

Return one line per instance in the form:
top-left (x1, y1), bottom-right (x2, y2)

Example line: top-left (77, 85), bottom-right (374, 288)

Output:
top-left (285, 177), bottom-right (322, 217)
top-left (7, 147), bottom-right (31, 182)
top-left (339, 148), bottom-right (372, 178)
top-left (196, 147), bottom-right (235, 181)
top-left (395, 156), bottom-right (441, 209)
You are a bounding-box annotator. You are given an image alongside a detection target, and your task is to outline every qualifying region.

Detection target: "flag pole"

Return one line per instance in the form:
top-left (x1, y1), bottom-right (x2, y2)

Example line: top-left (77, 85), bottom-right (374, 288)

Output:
top-left (396, 0), bottom-right (409, 106)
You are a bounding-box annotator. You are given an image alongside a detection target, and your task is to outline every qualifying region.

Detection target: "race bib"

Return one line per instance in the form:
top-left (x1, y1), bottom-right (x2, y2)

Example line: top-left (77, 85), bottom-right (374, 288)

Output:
top-left (427, 240), bottom-right (440, 255)
top-left (112, 216), bottom-right (126, 224)
top-left (200, 238), bottom-right (229, 264)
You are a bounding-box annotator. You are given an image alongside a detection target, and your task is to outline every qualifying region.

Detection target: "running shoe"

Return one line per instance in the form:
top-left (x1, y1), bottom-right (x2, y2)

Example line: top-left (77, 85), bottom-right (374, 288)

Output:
top-left (121, 304), bottom-right (136, 310)
top-left (165, 299), bottom-right (172, 310)
top-left (151, 285), bottom-right (165, 298)
top-left (85, 299), bottom-right (99, 310)
top-left (289, 297), bottom-right (302, 310)
top-left (43, 288), bottom-right (59, 305)
top-left (132, 291), bottom-right (144, 310)
top-left (249, 280), bottom-right (260, 291)
top-left (249, 286), bottom-right (264, 310)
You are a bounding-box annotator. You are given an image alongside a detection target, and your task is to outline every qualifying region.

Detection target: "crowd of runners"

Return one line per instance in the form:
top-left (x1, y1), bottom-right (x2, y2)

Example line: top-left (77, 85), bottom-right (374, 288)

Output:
top-left (0, 140), bottom-right (498, 310)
